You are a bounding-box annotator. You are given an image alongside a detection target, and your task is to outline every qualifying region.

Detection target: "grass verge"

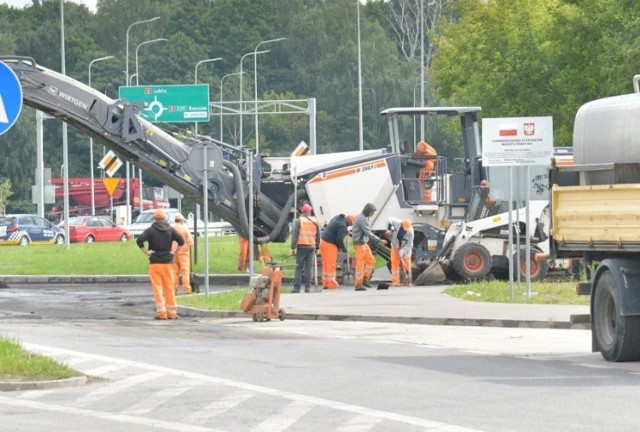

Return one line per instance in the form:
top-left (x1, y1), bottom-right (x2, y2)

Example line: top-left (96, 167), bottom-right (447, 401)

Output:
top-left (178, 289), bottom-right (250, 311)
top-left (0, 337), bottom-right (82, 381)
top-left (444, 280), bottom-right (590, 305)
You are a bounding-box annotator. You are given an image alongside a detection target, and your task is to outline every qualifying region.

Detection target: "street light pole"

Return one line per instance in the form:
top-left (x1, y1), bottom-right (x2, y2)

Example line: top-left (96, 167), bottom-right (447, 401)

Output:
top-left (357, 1), bottom-right (364, 151)
top-left (194, 57), bottom-right (222, 135)
top-left (125, 17), bottom-right (160, 86)
top-left (220, 71), bottom-right (243, 142)
top-left (253, 37), bottom-right (286, 154)
top-left (239, 49), bottom-right (268, 147)
top-left (125, 17), bottom-right (160, 226)
top-left (88, 55), bottom-right (114, 216)
top-left (135, 38), bottom-right (167, 86)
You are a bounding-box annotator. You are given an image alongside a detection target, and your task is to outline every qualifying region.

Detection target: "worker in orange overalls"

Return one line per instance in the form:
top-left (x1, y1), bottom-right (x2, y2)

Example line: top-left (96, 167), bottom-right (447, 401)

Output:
top-left (136, 209), bottom-right (184, 320)
top-left (319, 213), bottom-right (355, 289)
top-left (387, 217), bottom-right (414, 286)
top-left (414, 140), bottom-right (437, 201)
top-left (171, 213), bottom-right (194, 295)
top-left (291, 203), bottom-right (321, 293)
top-left (351, 203), bottom-right (386, 291)
top-left (237, 235), bottom-right (250, 272)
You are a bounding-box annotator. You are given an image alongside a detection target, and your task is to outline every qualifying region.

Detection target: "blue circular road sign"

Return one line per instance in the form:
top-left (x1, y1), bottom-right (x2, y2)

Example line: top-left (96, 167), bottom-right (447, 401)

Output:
top-left (0, 61), bottom-right (23, 136)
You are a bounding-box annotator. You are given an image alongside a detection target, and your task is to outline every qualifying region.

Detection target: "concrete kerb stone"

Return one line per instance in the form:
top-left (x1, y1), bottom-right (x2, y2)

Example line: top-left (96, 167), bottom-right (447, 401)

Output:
top-left (0, 375), bottom-right (88, 392)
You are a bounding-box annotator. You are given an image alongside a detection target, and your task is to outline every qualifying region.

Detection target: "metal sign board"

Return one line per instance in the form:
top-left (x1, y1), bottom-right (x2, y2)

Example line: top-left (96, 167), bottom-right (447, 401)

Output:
top-left (102, 178), bottom-right (121, 197)
top-left (118, 84), bottom-right (210, 123)
top-left (0, 61), bottom-right (23, 136)
top-left (99, 150), bottom-right (123, 177)
top-left (482, 117), bottom-right (554, 167)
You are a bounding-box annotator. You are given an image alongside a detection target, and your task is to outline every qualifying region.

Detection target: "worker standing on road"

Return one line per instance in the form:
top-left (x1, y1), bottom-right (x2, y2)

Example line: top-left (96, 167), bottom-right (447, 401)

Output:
top-left (136, 209), bottom-right (185, 320)
top-left (171, 213), bottom-right (194, 295)
top-left (320, 213), bottom-right (355, 289)
top-left (352, 203), bottom-right (385, 291)
top-left (414, 140), bottom-right (437, 201)
top-left (387, 217), bottom-right (414, 286)
top-left (291, 203), bottom-right (321, 293)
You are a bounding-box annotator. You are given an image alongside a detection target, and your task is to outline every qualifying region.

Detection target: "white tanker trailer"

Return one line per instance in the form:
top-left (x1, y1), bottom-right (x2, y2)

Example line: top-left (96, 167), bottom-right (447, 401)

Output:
top-left (549, 74), bottom-right (640, 362)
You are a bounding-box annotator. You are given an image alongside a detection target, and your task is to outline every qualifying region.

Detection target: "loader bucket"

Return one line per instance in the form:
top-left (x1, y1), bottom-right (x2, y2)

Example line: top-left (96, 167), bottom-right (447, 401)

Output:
top-left (414, 261), bottom-right (447, 285)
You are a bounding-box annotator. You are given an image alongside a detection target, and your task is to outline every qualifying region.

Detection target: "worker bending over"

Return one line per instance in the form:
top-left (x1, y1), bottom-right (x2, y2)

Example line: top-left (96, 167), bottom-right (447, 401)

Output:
top-left (352, 203), bottom-right (385, 291)
top-left (319, 213), bottom-right (355, 289)
top-left (387, 217), bottom-right (414, 286)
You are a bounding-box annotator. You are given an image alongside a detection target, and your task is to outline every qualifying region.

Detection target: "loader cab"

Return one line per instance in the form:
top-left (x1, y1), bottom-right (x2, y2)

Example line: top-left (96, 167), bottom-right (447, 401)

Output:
top-left (380, 106), bottom-right (483, 222)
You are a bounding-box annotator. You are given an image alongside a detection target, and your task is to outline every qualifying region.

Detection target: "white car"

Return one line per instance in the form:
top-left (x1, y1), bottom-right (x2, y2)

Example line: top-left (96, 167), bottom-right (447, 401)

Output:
top-left (128, 208), bottom-right (231, 238)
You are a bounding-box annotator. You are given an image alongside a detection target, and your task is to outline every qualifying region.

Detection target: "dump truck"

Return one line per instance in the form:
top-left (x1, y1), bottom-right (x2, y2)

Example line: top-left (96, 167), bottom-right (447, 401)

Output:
top-left (549, 74), bottom-right (640, 362)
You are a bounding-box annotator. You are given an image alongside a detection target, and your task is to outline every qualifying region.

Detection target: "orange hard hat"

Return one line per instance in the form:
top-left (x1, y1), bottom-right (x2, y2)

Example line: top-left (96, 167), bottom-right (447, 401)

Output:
top-left (401, 219), bottom-right (412, 230)
top-left (346, 214), bottom-right (356, 225)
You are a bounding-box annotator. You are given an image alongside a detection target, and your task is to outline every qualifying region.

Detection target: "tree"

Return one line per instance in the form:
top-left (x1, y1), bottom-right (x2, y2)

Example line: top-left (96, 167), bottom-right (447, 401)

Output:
top-left (0, 178), bottom-right (13, 215)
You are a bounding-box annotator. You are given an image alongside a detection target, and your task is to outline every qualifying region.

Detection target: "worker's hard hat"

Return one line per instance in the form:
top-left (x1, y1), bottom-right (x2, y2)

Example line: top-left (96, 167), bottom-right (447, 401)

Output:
top-left (346, 214), bottom-right (356, 225)
top-left (417, 141), bottom-right (430, 152)
top-left (153, 209), bottom-right (166, 220)
top-left (301, 204), bottom-right (312, 215)
top-left (402, 219), bottom-right (412, 230)
top-left (174, 213), bottom-right (184, 222)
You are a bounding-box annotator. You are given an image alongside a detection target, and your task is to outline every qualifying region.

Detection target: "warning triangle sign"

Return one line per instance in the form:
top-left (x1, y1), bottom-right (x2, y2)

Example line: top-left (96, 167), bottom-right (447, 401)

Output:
top-left (102, 177), bottom-right (121, 197)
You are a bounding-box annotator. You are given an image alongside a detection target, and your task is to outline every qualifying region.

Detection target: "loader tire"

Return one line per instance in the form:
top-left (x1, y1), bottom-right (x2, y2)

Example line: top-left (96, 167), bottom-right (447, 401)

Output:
top-left (594, 270), bottom-right (640, 362)
top-left (514, 248), bottom-right (547, 281)
top-left (451, 243), bottom-right (491, 281)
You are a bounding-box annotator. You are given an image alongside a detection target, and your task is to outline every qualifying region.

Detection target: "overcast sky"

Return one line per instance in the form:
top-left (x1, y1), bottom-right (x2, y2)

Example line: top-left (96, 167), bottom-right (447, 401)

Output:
top-left (1, 0), bottom-right (97, 12)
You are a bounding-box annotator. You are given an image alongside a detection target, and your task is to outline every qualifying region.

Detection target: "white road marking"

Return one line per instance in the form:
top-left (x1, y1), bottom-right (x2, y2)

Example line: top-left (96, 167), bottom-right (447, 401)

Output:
top-left (0, 395), bottom-right (227, 432)
top-left (23, 343), bottom-right (487, 432)
top-left (250, 400), bottom-right (313, 431)
top-left (83, 363), bottom-right (127, 376)
top-left (185, 389), bottom-right (254, 424)
top-left (336, 414), bottom-right (383, 431)
top-left (74, 371), bottom-right (165, 407)
top-left (122, 386), bottom-right (191, 415)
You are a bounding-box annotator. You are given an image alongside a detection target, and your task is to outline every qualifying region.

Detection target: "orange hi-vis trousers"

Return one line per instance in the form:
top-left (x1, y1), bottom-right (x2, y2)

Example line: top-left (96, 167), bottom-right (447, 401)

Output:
top-left (237, 236), bottom-right (250, 271)
top-left (173, 253), bottom-right (191, 294)
top-left (319, 239), bottom-right (339, 289)
top-left (354, 243), bottom-right (375, 286)
top-left (391, 247), bottom-right (412, 285)
top-left (149, 263), bottom-right (177, 319)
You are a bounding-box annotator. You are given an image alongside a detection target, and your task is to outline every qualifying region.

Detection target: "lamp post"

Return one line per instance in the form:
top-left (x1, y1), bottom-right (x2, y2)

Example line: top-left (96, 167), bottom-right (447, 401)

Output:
top-left (125, 17), bottom-right (160, 86)
top-left (124, 17), bottom-right (160, 226)
top-left (219, 71), bottom-right (243, 142)
top-left (135, 38), bottom-right (167, 85)
top-left (239, 49), bottom-right (268, 147)
top-left (253, 37), bottom-right (286, 154)
top-left (88, 55), bottom-right (114, 216)
top-left (357, 1), bottom-right (363, 151)
top-left (194, 57), bottom-right (222, 135)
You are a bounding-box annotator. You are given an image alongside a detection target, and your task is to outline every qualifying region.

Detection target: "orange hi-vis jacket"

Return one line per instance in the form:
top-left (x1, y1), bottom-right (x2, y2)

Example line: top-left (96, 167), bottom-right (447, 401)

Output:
top-left (297, 216), bottom-right (318, 246)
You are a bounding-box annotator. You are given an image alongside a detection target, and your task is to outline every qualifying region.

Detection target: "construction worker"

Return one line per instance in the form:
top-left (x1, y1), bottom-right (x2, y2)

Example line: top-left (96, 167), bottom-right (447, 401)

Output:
top-left (387, 217), bottom-right (414, 286)
top-left (319, 213), bottom-right (355, 289)
top-left (237, 235), bottom-right (250, 272)
top-left (290, 203), bottom-right (321, 293)
top-left (171, 213), bottom-right (194, 295)
top-left (351, 203), bottom-right (385, 291)
top-left (136, 209), bottom-right (185, 320)
top-left (414, 140), bottom-right (437, 201)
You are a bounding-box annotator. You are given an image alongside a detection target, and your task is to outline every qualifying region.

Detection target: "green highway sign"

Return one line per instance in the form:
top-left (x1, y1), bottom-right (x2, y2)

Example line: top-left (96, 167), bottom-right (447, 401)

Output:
top-left (119, 84), bottom-right (210, 123)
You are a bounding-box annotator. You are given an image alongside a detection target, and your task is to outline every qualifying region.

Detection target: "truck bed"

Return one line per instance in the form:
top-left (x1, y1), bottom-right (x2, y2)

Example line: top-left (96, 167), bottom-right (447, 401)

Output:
top-left (550, 163), bottom-right (640, 253)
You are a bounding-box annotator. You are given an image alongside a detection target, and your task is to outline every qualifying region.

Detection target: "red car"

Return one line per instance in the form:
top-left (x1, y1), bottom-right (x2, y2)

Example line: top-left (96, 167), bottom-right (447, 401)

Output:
top-left (59, 216), bottom-right (132, 243)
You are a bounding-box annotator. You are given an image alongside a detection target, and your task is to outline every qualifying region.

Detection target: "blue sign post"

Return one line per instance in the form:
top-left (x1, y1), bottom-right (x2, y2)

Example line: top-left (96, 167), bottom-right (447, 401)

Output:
top-left (0, 61), bottom-right (23, 136)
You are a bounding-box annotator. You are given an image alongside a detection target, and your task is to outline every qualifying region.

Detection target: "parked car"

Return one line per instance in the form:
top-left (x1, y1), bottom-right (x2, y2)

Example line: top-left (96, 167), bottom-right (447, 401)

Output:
top-left (127, 208), bottom-right (217, 238)
top-left (58, 216), bottom-right (131, 243)
top-left (0, 214), bottom-right (65, 246)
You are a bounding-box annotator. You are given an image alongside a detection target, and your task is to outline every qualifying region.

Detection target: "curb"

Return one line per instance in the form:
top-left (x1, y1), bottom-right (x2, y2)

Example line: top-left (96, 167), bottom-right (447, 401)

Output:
top-left (178, 306), bottom-right (591, 330)
top-left (0, 375), bottom-right (88, 392)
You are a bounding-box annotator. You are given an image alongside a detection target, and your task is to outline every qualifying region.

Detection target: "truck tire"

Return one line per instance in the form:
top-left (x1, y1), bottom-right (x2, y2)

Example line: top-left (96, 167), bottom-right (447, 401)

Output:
top-left (594, 270), bottom-right (640, 362)
top-left (514, 248), bottom-right (548, 281)
top-left (451, 243), bottom-right (491, 281)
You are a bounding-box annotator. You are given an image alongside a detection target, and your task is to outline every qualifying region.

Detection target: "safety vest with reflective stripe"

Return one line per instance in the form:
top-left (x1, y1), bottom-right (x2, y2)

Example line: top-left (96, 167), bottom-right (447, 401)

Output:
top-left (297, 216), bottom-right (318, 246)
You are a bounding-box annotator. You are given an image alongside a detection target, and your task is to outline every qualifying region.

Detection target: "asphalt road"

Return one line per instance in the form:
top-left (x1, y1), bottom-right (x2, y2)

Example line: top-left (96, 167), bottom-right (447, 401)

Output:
top-left (1, 283), bottom-right (639, 432)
